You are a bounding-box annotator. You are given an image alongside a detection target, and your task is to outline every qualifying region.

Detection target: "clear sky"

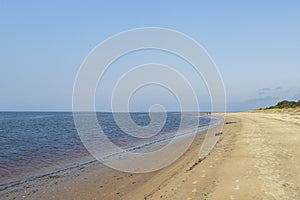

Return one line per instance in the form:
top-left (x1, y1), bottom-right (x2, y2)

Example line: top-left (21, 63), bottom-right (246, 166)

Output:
top-left (1, 1), bottom-right (300, 111)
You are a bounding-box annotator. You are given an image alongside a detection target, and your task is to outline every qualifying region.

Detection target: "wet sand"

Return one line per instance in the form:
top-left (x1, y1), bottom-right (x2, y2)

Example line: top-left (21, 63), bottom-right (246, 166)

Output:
top-left (2, 112), bottom-right (300, 199)
top-left (0, 124), bottom-right (210, 200)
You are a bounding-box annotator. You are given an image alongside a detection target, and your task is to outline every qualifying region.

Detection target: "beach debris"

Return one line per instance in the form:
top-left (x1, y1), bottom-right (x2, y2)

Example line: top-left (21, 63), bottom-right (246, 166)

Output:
top-left (225, 121), bottom-right (236, 124)
top-left (215, 132), bottom-right (222, 136)
top-left (186, 158), bottom-right (203, 172)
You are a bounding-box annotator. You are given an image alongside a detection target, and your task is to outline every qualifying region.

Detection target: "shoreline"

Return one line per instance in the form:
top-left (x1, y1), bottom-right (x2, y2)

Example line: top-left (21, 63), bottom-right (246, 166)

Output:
top-left (2, 112), bottom-right (300, 199)
top-left (0, 131), bottom-right (209, 200)
top-left (0, 115), bottom-right (221, 200)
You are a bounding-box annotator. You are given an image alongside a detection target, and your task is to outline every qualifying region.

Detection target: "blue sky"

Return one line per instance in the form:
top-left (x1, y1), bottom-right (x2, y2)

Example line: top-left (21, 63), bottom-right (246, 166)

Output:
top-left (1, 1), bottom-right (300, 111)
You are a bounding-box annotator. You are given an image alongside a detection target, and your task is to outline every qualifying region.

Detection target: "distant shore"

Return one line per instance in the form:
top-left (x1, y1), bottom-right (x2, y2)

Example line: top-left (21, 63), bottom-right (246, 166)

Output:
top-left (252, 107), bottom-right (300, 114)
top-left (253, 100), bottom-right (300, 114)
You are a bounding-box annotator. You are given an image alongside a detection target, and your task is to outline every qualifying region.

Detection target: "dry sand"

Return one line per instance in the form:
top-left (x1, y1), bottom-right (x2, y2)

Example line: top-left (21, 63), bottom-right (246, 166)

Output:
top-left (132, 112), bottom-right (300, 200)
top-left (1, 112), bottom-right (300, 200)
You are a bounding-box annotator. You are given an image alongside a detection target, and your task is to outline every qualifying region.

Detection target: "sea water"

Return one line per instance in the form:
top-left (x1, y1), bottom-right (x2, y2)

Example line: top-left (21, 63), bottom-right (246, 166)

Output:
top-left (0, 112), bottom-right (219, 188)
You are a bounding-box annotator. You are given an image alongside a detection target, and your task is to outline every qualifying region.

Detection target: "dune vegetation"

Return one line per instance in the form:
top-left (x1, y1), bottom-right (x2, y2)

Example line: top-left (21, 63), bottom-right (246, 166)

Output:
top-left (254, 100), bottom-right (300, 113)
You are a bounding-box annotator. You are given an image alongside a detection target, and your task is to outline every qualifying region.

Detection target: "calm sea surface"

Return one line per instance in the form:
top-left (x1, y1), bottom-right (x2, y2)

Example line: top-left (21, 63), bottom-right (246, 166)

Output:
top-left (0, 112), bottom-right (219, 187)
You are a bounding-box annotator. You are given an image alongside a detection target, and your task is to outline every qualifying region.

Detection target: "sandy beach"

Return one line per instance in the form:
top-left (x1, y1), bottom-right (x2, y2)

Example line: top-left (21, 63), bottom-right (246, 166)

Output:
top-left (128, 112), bottom-right (300, 200)
top-left (129, 112), bottom-right (300, 200)
top-left (1, 112), bottom-right (300, 200)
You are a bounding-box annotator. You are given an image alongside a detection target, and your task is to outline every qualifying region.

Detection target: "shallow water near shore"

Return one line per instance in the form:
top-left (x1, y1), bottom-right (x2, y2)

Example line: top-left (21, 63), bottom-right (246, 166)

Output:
top-left (0, 112), bottom-right (219, 189)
